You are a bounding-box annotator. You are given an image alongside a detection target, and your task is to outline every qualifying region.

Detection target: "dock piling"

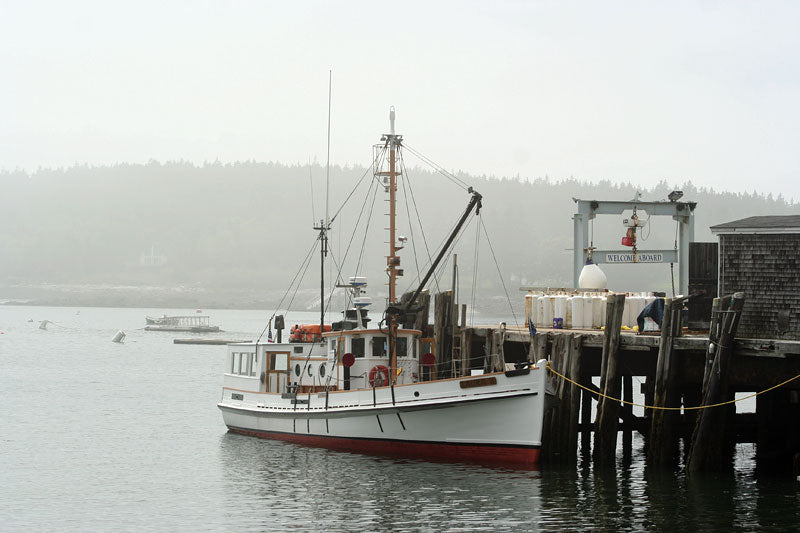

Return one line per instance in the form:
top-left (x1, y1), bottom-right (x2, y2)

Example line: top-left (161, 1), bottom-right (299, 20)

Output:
top-left (594, 293), bottom-right (626, 466)
top-left (647, 296), bottom-right (686, 467)
top-left (687, 292), bottom-right (745, 473)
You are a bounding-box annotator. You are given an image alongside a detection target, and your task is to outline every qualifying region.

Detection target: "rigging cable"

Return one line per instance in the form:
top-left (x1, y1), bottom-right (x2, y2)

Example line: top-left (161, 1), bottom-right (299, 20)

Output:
top-left (480, 216), bottom-right (520, 328)
top-left (354, 177), bottom-right (382, 278)
top-left (398, 152), bottom-right (442, 294)
top-left (398, 156), bottom-right (423, 283)
top-left (328, 153), bottom-right (382, 225)
top-left (430, 215), bottom-right (477, 287)
top-left (403, 143), bottom-right (470, 191)
top-left (255, 236), bottom-right (319, 343)
top-left (470, 212), bottom-right (480, 326)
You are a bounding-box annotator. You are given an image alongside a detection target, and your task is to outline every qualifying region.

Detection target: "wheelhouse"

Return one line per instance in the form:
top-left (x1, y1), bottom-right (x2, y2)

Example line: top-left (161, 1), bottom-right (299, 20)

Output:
top-left (323, 328), bottom-right (421, 390)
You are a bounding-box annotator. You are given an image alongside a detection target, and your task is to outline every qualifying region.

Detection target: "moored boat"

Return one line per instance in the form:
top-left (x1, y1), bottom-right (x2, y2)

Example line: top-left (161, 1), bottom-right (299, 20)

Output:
top-left (218, 109), bottom-right (548, 466)
top-left (145, 315), bottom-right (221, 333)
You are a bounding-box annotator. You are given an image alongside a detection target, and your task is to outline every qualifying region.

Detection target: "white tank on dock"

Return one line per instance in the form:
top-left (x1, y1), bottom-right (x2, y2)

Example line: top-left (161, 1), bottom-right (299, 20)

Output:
top-left (539, 295), bottom-right (555, 329)
top-left (628, 294), bottom-right (647, 329)
top-left (553, 295), bottom-right (568, 329)
top-left (568, 296), bottom-right (582, 329)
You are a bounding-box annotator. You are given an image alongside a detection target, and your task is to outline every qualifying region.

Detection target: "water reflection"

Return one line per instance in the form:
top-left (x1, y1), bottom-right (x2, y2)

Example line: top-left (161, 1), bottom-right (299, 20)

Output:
top-left (218, 432), bottom-right (544, 532)
top-left (219, 433), bottom-right (800, 532)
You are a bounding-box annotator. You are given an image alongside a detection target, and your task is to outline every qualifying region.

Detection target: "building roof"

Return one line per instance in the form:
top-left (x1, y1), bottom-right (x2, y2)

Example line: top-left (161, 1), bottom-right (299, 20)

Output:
top-left (710, 215), bottom-right (800, 234)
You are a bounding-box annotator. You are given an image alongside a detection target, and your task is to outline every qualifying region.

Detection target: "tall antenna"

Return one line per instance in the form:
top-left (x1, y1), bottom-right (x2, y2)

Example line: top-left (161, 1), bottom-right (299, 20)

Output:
top-left (325, 70), bottom-right (332, 230)
top-left (314, 70), bottom-right (333, 339)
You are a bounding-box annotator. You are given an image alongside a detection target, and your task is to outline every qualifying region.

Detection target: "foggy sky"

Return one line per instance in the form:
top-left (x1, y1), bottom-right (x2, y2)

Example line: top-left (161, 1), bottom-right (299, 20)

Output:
top-left (2, 1), bottom-right (799, 200)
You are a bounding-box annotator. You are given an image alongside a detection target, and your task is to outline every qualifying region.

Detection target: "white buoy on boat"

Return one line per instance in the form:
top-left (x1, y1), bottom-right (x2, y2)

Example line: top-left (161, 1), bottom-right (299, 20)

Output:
top-left (112, 330), bottom-right (126, 343)
top-left (578, 259), bottom-right (607, 290)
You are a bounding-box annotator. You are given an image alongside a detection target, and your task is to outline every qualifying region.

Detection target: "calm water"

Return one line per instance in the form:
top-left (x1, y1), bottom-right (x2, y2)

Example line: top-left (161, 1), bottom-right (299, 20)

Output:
top-left (1, 306), bottom-right (798, 532)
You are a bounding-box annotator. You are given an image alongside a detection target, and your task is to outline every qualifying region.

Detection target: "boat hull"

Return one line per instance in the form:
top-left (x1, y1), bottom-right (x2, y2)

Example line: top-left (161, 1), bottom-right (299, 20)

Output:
top-left (218, 367), bottom-right (547, 467)
top-left (225, 425), bottom-right (541, 466)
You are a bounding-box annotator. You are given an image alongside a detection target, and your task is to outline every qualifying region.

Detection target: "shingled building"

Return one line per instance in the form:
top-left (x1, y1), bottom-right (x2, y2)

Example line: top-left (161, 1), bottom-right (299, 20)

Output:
top-left (710, 215), bottom-right (800, 340)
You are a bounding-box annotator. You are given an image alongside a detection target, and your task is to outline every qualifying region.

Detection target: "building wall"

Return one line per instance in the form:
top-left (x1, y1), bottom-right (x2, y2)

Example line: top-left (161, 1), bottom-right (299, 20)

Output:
top-left (719, 233), bottom-right (800, 340)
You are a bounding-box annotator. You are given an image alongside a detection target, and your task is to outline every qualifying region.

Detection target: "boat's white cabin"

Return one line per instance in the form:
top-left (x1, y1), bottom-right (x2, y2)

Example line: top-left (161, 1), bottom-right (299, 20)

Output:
top-left (323, 328), bottom-right (421, 390)
top-left (223, 328), bottom-right (422, 395)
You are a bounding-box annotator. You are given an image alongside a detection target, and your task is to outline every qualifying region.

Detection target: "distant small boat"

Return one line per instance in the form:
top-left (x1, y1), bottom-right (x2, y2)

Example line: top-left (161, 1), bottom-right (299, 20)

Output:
top-left (145, 315), bottom-right (221, 333)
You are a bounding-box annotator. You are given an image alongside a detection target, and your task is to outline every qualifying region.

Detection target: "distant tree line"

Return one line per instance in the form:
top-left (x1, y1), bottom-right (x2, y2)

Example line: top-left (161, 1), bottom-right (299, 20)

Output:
top-left (1, 160), bottom-right (797, 306)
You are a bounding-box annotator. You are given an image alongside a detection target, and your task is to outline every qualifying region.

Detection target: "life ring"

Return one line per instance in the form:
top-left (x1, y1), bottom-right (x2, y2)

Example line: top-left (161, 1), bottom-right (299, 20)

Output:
top-left (369, 365), bottom-right (390, 387)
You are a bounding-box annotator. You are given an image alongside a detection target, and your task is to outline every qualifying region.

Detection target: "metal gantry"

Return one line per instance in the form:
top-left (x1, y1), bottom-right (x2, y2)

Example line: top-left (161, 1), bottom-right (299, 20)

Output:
top-left (572, 197), bottom-right (696, 295)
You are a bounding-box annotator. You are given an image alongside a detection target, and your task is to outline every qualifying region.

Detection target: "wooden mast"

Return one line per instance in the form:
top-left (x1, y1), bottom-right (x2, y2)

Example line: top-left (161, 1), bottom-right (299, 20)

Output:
top-left (387, 107), bottom-right (400, 383)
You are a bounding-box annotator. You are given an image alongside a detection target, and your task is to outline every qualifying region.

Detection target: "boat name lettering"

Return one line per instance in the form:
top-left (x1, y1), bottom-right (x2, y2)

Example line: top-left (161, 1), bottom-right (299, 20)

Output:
top-left (460, 376), bottom-right (498, 389)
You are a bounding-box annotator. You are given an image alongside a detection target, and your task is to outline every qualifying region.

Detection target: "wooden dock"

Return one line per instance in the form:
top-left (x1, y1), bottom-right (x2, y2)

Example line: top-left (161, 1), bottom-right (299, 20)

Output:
top-left (427, 291), bottom-right (800, 474)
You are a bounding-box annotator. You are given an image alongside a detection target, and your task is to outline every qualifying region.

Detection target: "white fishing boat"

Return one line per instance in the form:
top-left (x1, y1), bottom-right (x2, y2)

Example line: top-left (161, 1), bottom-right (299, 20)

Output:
top-left (218, 109), bottom-right (548, 466)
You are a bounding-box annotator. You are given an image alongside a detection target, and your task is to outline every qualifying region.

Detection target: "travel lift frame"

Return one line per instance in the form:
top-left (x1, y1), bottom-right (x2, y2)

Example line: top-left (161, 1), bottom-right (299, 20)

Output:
top-left (572, 194), bottom-right (696, 296)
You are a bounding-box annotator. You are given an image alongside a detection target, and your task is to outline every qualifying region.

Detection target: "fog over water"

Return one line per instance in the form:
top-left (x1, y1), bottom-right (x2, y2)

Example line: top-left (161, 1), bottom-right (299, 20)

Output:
top-left (2, 2), bottom-right (799, 199)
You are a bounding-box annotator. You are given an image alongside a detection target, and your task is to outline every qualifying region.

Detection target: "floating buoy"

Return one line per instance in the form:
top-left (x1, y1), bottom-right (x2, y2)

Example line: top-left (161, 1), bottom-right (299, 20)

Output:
top-left (112, 330), bottom-right (126, 343)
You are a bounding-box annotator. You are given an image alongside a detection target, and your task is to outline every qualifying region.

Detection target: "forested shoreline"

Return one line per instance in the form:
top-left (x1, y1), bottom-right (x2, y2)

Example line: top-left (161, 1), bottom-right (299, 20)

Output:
top-left (2, 161), bottom-right (797, 309)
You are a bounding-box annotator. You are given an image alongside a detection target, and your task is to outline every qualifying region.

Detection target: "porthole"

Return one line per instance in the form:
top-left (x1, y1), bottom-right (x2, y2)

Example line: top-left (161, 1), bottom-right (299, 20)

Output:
top-left (319, 363), bottom-right (326, 378)
top-left (308, 365), bottom-right (313, 377)
top-left (295, 364), bottom-right (301, 376)
top-left (414, 391), bottom-right (420, 397)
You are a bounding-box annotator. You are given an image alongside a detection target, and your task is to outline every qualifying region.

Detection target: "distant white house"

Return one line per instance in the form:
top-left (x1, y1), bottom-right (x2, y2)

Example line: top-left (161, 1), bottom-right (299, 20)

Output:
top-left (139, 246), bottom-right (167, 267)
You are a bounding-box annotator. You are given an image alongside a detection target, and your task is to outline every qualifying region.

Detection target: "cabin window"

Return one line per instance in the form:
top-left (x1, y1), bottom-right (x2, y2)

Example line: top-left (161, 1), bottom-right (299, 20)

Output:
top-left (319, 363), bottom-right (326, 378)
top-left (269, 352), bottom-right (288, 371)
top-left (307, 365), bottom-right (313, 377)
top-left (293, 346), bottom-right (303, 354)
top-left (412, 340), bottom-right (417, 359)
top-left (372, 336), bottom-right (387, 358)
top-left (295, 364), bottom-right (301, 377)
top-left (396, 337), bottom-right (407, 358)
top-left (250, 354), bottom-right (258, 376)
top-left (352, 338), bottom-right (365, 358)
top-left (230, 353), bottom-right (237, 374)
top-left (329, 339), bottom-right (337, 352)
top-left (421, 340), bottom-right (432, 357)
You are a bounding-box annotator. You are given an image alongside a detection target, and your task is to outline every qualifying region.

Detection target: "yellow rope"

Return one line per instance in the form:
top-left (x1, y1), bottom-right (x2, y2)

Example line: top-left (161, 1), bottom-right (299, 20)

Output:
top-left (545, 362), bottom-right (800, 411)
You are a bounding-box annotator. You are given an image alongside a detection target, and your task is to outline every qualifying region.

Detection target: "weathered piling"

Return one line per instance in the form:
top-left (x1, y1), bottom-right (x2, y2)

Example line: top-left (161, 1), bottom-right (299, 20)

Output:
top-left (542, 333), bottom-right (584, 463)
top-left (647, 296), bottom-right (687, 467)
top-left (594, 293), bottom-right (626, 466)
top-left (687, 292), bottom-right (745, 472)
top-left (433, 290), bottom-right (453, 377)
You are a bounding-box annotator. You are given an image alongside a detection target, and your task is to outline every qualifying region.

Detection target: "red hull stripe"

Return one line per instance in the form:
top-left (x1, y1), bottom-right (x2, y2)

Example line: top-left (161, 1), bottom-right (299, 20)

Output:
top-left (227, 426), bottom-right (541, 466)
